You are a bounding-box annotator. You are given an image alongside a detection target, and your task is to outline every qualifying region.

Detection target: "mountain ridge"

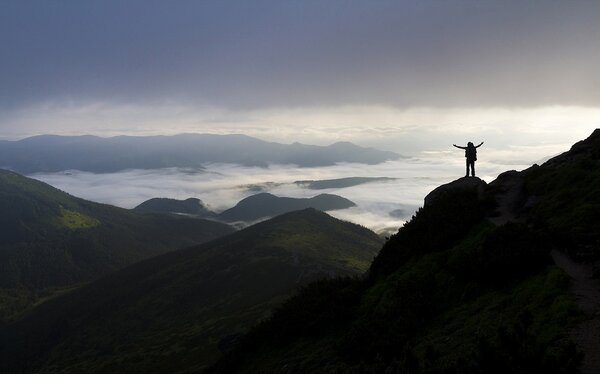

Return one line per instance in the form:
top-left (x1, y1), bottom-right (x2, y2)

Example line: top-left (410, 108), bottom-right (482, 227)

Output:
top-left (294, 176), bottom-right (396, 190)
top-left (0, 208), bottom-right (382, 373)
top-left (210, 130), bottom-right (600, 373)
top-left (217, 192), bottom-right (356, 223)
top-left (0, 169), bottom-right (234, 321)
top-left (0, 134), bottom-right (402, 173)
top-left (4, 131), bottom-right (600, 373)
top-left (133, 197), bottom-right (215, 217)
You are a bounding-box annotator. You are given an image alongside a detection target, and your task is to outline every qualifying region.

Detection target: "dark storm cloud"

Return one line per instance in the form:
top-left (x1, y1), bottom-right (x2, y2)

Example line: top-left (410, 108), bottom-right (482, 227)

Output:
top-left (2, 0), bottom-right (600, 111)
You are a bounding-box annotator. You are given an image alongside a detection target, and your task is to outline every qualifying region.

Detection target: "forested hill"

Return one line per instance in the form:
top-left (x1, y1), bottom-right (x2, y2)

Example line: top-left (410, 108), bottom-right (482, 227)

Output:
top-left (211, 129), bottom-right (600, 373)
top-left (133, 197), bottom-right (216, 217)
top-left (0, 134), bottom-right (402, 173)
top-left (133, 193), bottom-right (357, 223)
top-left (217, 192), bottom-right (356, 223)
top-left (0, 209), bottom-right (382, 373)
top-left (0, 169), bottom-right (234, 321)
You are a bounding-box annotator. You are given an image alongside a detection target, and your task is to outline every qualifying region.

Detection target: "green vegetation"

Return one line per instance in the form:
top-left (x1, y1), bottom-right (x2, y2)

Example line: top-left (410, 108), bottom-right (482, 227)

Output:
top-left (217, 192), bottom-right (356, 222)
top-left (219, 266), bottom-right (577, 373)
top-left (370, 187), bottom-right (487, 277)
top-left (212, 160), bottom-right (588, 372)
top-left (525, 138), bottom-right (600, 260)
top-left (57, 207), bottom-right (100, 229)
top-left (133, 197), bottom-right (215, 217)
top-left (0, 169), bottom-right (234, 321)
top-left (4, 131), bottom-right (600, 373)
top-left (0, 209), bottom-right (382, 373)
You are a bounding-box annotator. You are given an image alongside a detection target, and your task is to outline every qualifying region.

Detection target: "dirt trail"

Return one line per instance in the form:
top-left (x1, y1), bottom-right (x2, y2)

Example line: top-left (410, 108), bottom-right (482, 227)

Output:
top-left (551, 250), bottom-right (600, 374)
top-left (488, 171), bottom-right (527, 226)
top-left (489, 172), bottom-right (600, 373)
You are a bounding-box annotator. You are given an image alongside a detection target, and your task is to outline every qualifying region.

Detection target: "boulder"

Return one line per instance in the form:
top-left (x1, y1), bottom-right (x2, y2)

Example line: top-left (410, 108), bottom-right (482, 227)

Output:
top-left (424, 177), bottom-right (487, 207)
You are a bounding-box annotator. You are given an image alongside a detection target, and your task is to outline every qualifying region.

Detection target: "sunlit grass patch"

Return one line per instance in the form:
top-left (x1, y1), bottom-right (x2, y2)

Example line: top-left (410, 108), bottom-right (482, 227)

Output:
top-left (57, 207), bottom-right (100, 229)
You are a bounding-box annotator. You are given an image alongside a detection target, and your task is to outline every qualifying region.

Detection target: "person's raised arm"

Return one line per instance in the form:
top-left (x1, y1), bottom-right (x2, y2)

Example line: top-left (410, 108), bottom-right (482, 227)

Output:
top-left (453, 144), bottom-right (466, 149)
top-left (475, 141), bottom-right (484, 148)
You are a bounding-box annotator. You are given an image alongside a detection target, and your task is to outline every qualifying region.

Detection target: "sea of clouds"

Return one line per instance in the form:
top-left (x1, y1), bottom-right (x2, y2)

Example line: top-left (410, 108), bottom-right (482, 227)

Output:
top-left (30, 156), bottom-right (533, 235)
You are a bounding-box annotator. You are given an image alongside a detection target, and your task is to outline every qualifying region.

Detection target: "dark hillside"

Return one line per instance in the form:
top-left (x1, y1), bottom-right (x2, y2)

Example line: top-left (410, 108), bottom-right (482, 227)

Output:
top-left (524, 129), bottom-right (600, 261)
top-left (370, 177), bottom-right (489, 277)
top-left (211, 131), bottom-right (600, 373)
top-left (217, 192), bottom-right (356, 223)
top-left (214, 192), bottom-right (575, 373)
top-left (0, 209), bottom-right (382, 373)
top-left (133, 197), bottom-right (216, 217)
top-left (0, 169), bottom-right (234, 321)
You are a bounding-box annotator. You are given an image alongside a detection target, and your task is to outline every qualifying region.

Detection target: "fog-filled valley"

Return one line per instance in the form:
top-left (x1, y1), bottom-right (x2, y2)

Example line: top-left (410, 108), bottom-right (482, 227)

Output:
top-left (4, 129), bottom-right (600, 373)
top-left (29, 157), bottom-right (531, 235)
top-left (4, 1), bottom-right (600, 372)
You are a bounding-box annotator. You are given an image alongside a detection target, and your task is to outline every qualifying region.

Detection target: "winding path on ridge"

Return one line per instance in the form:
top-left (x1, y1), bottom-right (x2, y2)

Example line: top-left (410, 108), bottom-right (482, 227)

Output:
top-left (489, 173), bottom-right (600, 374)
top-left (550, 250), bottom-right (600, 374)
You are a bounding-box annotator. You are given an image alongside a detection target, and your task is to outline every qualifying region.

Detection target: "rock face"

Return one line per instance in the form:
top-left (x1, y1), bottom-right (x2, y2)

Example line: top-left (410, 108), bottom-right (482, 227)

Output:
top-left (424, 177), bottom-right (487, 207)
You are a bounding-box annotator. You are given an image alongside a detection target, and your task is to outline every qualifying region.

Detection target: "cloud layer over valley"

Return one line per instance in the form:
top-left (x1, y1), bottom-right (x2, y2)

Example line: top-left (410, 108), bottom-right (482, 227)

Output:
top-left (32, 156), bottom-right (535, 234)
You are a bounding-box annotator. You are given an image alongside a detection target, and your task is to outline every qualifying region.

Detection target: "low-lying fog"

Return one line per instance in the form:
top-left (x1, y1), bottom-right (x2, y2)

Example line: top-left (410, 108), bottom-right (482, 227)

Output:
top-left (31, 157), bottom-right (531, 235)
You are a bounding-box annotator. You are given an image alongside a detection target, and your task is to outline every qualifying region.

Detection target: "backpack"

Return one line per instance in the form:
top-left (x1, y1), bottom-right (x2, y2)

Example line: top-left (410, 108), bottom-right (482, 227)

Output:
top-left (466, 147), bottom-right (477, 161)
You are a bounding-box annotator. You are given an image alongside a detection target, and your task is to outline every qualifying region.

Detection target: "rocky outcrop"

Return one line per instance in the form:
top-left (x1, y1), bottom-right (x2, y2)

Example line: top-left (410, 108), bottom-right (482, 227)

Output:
top-left (543, 128), bottom-right (600, 167)
top-left (424, 177), bottom-right (487, 207)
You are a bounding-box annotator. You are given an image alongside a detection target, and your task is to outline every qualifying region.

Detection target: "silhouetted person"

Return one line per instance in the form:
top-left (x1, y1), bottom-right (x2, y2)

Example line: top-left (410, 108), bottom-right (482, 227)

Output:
top-left (453, 141), bottom-right (484, 177)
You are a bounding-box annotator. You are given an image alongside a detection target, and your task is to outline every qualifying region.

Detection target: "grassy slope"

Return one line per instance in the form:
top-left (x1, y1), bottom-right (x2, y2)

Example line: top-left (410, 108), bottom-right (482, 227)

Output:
top-left (0, 209), bottom-right (382, 373)
top-left (211, 131), bottom-right (600, 373)
top-left (0, 169), bottom-right (235, 321)
top-left (524, 129), bottom-right (600, 261)
top-left (4, 130), bottom-right (600, 373)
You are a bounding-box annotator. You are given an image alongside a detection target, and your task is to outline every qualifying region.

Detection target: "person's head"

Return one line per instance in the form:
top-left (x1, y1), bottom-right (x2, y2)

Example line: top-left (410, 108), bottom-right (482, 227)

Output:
top-left (467, 142), bottom-right (474, 147)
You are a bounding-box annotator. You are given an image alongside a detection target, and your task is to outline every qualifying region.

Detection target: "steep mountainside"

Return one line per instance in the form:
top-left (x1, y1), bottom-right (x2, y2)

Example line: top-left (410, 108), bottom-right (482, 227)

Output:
top-left (0, 169), bottom-right (234, 321)
top-left (0, 134), bottom-right (402, 173)
top-left (524, 130), bottom-right (600, 261)
top-left (0, 209), bottom-right (382, 373)
top-left (217, 192), bottom-right (356, 222)
top-left (212, 131), bottom-right (600, 373)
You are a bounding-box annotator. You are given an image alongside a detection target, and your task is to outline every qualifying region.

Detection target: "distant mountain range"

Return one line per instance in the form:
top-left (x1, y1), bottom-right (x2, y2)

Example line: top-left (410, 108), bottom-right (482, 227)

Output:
top-left (0, 169), bottom-right (234, 321)
top-left (0, 209), bottom-right (382, 373)
top-left (0, 134), bottom-right (402, 173)
top-left (7, 130), bottom-right (600, 373)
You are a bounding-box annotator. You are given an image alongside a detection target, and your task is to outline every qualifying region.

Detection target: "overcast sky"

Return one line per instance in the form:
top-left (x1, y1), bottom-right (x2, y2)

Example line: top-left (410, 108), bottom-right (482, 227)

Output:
top-left (1, 0), bottom-right (599, 157)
